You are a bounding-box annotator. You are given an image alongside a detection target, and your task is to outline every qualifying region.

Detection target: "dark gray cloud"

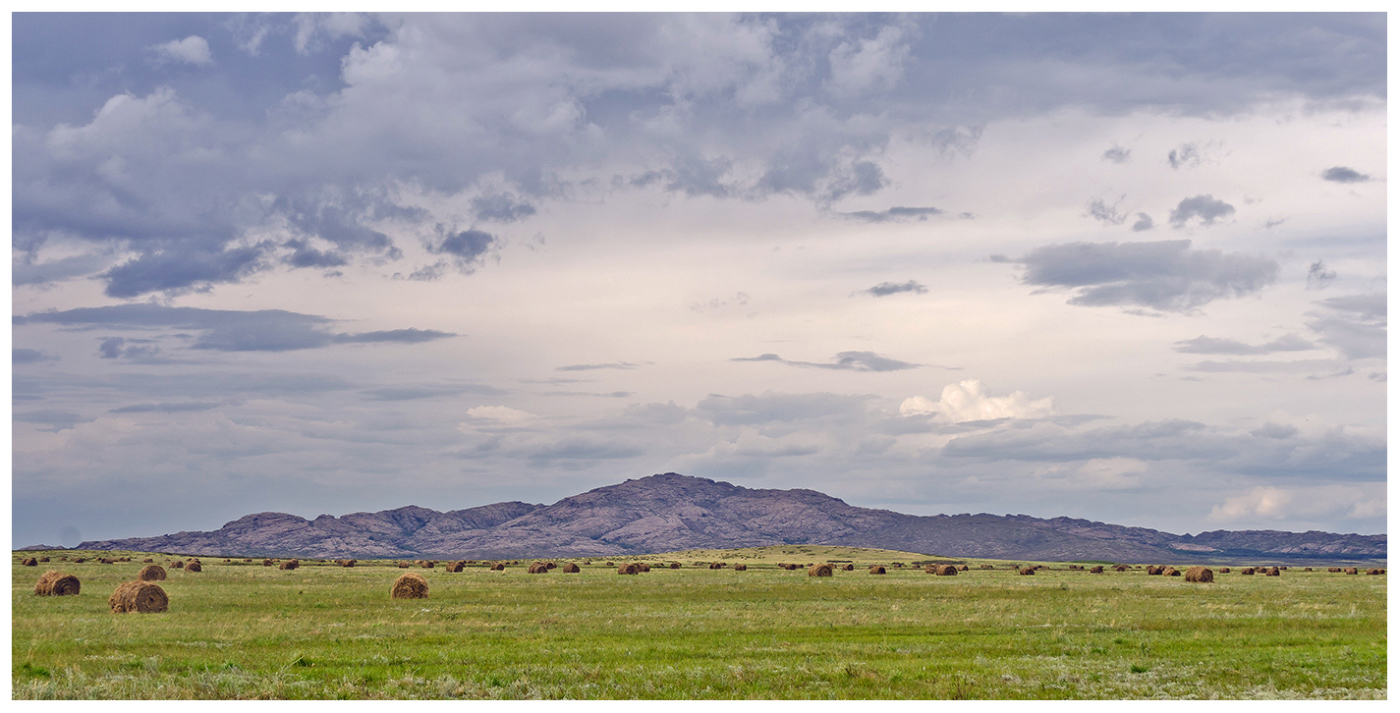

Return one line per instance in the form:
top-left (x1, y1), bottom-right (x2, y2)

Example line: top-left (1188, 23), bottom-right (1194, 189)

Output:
top-left (15, 304), bottom-right (454, 353)
top-left (13, 410), bottom-right (93, 431)
top-left (109, 402), bottom-right (221, 414)
top-left (1168, 195), bottom-right (1235, 227)
top-left (284, 240), bottom-right (348, 269)
top-left (431, 229), bottom-right (496, 264)
top-left (732, 351), bottom-right (918, 372)
top-left (839, 206), bottom-right (943, 223)
top-left (1011, 239), bottom-right (1278, 312)
top-left (864, 280), bottom-right (928, 297)
top-left (1306, 260), bottom-right (1337, 289)
top-left (1131, 213), bottom-right (1155, 232)
top-left (1307, 292), bottom-right (1386, 360)
top-left (1087, 197), bottom-right (1127, 226)
top-left (13, 348), bottom-right (58, 364)
top-left (1101, 145), bottom-right (1130, 163)
top-left (1321, 166), bottom-right (1371, 183)
top-left (1167, 143), bottom-right (1201, 169)
top-left (471, 194), bottom-right (537, 223)
top-left (101, 246), bottom-right (267, 298)
top-left (555, 362), bottom-right (640, 372)
top-left (12, 252), bottom-right (115, 287)
top-left (1173, 334), bottom-right (1314, 355)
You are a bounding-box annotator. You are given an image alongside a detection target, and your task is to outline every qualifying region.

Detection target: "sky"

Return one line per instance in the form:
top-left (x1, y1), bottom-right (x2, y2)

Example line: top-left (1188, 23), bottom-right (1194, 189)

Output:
top-left (8, 12), bottom-right (1388, 548)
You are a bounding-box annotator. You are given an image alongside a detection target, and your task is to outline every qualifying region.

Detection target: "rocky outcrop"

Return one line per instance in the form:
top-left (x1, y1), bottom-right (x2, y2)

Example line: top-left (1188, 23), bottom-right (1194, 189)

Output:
top-left (77, 473), bottom-right (1387, 562)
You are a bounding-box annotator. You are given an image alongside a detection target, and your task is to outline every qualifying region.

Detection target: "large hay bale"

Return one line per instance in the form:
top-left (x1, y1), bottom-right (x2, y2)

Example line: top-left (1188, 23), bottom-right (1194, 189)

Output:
top-left (445, 561), bottom-right (464, 573)
top-left (185, 562), bottom-right (202, 573)
top-left (22, 558), bottom-right (38, 567)
top-left (1164, 567), bottom-right (1181, 577)
top-left (138, 565), bottom-right (167, 581)
top-left (1344, 567), bottom-right (1358, 575)
top-left (1265, 567), bottom-right (1280, 577)
top-left (932, 565), bottom-right (958, 576)
top-left (279, 560), bottom-right (300, 571)
top-left (1366, 568), bottom-right (1384, 575)
top-left (109, 581), bottom-right (168, 613)
top-left (868, 565), bottom-right (886, 575)
top-left (528, 563), bottom-right (549, 574)
top-left (1184, 566), bottom-right (1214, 583)
top-left (35, 571), bottom-right (81, 596)
top-left (808, 563), bottom-right (833, 577)
top-left (734, 564), bottom-right (747, 571)
top-left (1018, 567), bottom-right (1035, 575)
top-left (1090, 566), bottom-right (1104, 574)
top-left (957, 565), bottom-right (969, 571)
top-left (1240, 568), bottom-right (1255, 575)
top-left (1303, 567), bottom-right (1313, 572)
top-left (563, 563), bottom-right (580, 573)
top-left (618, 563), bottom-right (639, 575)
top-left (391, 572), bottom-right (429, 599)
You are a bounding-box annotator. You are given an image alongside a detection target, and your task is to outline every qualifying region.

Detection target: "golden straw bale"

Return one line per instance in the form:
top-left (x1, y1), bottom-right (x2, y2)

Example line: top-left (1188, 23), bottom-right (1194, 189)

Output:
top-left (109, 581), bottom-right (168, 613)
top-left (617, 563), bottom-right (639, 575)
top-left (1219, 567), bottom-right (1230, 573)
top-left (279, 560), bottom-right (299, 570)
top-left (1240, 568), bottom-right (1255, 575)
top-left (1164, 567), bottom-right (1181, 576)
top-left (445, 561), bottom-right (464, 573)
top-left (808, 563), bottom-right (833, 577)
top-left (868, 565), bottom-right (886, 575)
top-left (35, 571), bottom-right (81, 596)
top-left (1344, 567), bottom-right (1358, 574)
top-left (563, 563), bottom-right (580, 573)
top-left (1090, 566), bottom-right (1104, 574)
top-left (185, 562), bottom-right (202, 572)
top-left (1366, 569), bottom-right (1385, 575)
top-left (1018, 567), bottom-right (1035, 575)
top-left (391, 572), bottom-right (429, 599)
top-left (21, 558), bottom-right (37, 567)
top-left (1184, 566), bottom-right (1214, 583)
top-left (528, 563), bottom-right (549, 574)
top-left (733, 564), bottom-right (747, 571)
top-left (138, 565), bottom-right (167, 581)
top-left (1265, 567), bottom-right (1280, 577)
top-left (491, 563), bottom-right (506, 571)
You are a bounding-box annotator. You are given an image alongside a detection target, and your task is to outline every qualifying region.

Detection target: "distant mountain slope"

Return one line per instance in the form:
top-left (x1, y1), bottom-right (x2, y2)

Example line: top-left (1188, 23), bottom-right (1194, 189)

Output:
top-left (77, 473), bottom-right (1386, 562)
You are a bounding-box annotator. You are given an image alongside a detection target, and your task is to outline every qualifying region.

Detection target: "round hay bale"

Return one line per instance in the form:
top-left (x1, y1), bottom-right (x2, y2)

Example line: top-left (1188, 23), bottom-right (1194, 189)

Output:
top-left (1327, 567), bottom-right (1341, 573)
top-left (932, 565), bottom-right (958, 576)
top-left (1265, 567), bottom-right (1280, 577)
top-left (171, 560), bottom-right (184, 569)
top-left (734, 564), bottom-right (747, 571)
top-left (99, 558), bottom-right (115, 564)
top-left (109, 581), bottom-right (168, 613)
top-left (491, 563), bottom-right (506, 571)
top-left (868, 565), bottom-right (886, 575)
top-left (670, 562), bottom-right (681, 569)
top-left (1344, 567), bottom-right (1358, 575)
top-left (279, 560), bottom-right (300, 571)
top-left (1303, 567), bottom-right (1313, 572)
top-left (1366, 568), bottom-right (1384, 575)
top-left (636, 563), bottom-right (651, 573)
top-left (980, 564), bottom-right (995, 570)
top-left (262, 559), bottom-right (274, 567)
top-left (35, 571), bottom-right (81, 596)
top-left (957, 565), bottom-right (968, 571)
top-left (546, 562), bottom-right (556, 570)
top-left (1018, 567), bottom-right (1035, 575)
top-left (143, 558), bottom-right (154, 563)
top-left (72, 558), bottom-right (86, 563)
top-left (1090, 566), bottom-right (1104, 574)
top-left (842, 564), bottom-right (854, 571)
top-left (39, 557), bottom-right (50, 563)
top-left (1112, 564), bottom-right (1130, 572)
top-left (391, 572), bottom-right (429, 599)
top-left (397, 561), bottom-right (411, 568)
top-left (1219, 567), bottom-right (1231, 573)
top-left (617, 563), bottom-right (639, 575)
top-left (1240, 568), bottom-right (1255, 575)
top-left (528, 563), bottom-right (549, 574)
top-left (138, 564), bottom-right (167, 581)
top-left (445, 561), bottom-right (464, 573)
top-left (709, 563), bottom-right (723, 569)
top-left (1164, 567), bottom-right (1181, 577)
top-left (1184, 566), bottom-right (1214, 583)
top-left (421, 561), bottom-right (435, 569)
top-left (1146, 565), bottom-right (1163, 575)
top-left (185, 562), bottom-right (202, 573)
top-left (808, 563), bottom-right (833, 577)
top-left (563, 563), bottom-right (581, 573)
top-left (605, 562), bottom-right (614, 567)
top-left (21, 558), bottom-right (37, 567)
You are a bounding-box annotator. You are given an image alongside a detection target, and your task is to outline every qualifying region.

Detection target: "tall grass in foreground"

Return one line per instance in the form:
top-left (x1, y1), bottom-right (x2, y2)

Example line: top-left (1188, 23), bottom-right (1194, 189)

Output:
top-left (12, 550), bottom-right (1386, 699)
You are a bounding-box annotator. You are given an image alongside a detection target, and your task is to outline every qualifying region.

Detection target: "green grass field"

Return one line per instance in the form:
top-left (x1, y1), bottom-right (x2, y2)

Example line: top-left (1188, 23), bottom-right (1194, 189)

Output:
top-left (11, 547), bottom-right (1386, 699)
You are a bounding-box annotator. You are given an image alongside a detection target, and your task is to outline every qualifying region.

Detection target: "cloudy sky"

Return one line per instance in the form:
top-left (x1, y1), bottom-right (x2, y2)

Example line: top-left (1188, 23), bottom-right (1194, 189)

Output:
top-left (9, 12), bottom-right (1387, 548)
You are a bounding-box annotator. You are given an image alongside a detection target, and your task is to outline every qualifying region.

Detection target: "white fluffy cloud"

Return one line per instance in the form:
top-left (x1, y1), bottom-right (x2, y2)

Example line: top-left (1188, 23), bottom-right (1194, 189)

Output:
top-left (1209, 485), bottom-right (1386, 523)
top-left (151, 35), bottom-right (213, 66)
top-left (900, 380), bottom-right (1054, 423)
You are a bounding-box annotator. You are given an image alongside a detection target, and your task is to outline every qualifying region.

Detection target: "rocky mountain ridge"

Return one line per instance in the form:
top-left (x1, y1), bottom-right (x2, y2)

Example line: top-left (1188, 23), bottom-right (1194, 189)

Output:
top-left (76, 473), bottom-right (1387, 562)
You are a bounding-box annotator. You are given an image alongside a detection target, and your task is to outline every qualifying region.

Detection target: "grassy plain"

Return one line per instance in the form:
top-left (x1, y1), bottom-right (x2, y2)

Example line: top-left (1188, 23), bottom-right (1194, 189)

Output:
top-left (11, 546), bottom-right (1387, 699)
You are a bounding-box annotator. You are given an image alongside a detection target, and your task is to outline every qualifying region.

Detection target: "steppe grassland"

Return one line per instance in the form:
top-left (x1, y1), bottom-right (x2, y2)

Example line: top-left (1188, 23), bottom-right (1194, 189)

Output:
top-left (12, 548), bottom-right (1386, 699)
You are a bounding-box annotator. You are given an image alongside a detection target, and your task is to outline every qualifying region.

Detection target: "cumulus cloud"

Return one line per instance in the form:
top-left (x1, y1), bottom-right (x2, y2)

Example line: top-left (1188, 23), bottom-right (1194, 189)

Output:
top-left (732, 351), bottom-right (918, 372)
top-left (863, 280), bottom-right (928, 297)
top-left (1209, 485), bottom-right (1386, 523)
top-left (1131, 213), bottom-right (1155, 232)
top-left (430, 229), bottom-right (496, 267)
top-left (1168, 194), bottom-right (1235, 227)
top-left (1010, 239), bottom-right (1278, 312)
top-left (839, 206), bottom-right (943, 223)
top-left (15, 305), bottom-right (455, 353)
top-left (1173, 334), bottom-right (1315, 355)
top-left (1321, 166), bottom-right (1371, 183)
top-left (900, 380), bottom-right (1053, 423)
top-left (150, 35), bottom-right (213, 66)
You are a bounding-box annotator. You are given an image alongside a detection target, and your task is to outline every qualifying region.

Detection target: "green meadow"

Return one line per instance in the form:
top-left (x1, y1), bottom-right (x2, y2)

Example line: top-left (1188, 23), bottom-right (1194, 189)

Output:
top-left (12, 546), bottom-right (1386, 699)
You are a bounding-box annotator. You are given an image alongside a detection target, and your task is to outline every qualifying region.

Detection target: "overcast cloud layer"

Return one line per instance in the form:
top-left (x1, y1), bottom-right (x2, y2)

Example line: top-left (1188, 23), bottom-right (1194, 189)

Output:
top-left (10, 13), bottom-right (1387, 547)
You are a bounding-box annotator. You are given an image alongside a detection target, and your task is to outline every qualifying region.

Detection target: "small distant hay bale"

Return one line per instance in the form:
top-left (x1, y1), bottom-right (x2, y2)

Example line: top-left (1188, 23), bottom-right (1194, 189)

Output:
top-left (171, 560), bottom-right (184, 569)
top-left (545, 562), bottom-right (557, 570)
top-left (636, 563), bottom-right (651, 573)
top-left (35, 571), bottom-right (81, 596)
top-left (1327, 567), bottom-right (1341, 573)
top-left (1112, 564), bottom-right (1130, 572)
top-left (1302, 567), bottom-right (1313, 572)
top-left (528, 563), bottom-right (549, 574)
top-left (185, 562), bottom-right (202, 572)
top-left (670, 562), bottom-right (681, 569)
top-left (1240, 568), bottom-right (1255, 575)
top-left (391, 572), bottom-right (429, 600)
top-left (1219, 567), bottom-right (1231, 573)
top-left (421, 561), bottom-right (435, 569)
top-left (342, 560), bottom-right (358, 568)
top-left (138, 565), bottom-right (167, 581)
top-left (1164, 567), bottom-right (1181, 577)
top-left (868, 566), bottom-right (886, 575)
top-left (1018, 567), bottom-right (1035, 575)
top-left (808, 564), bottom-right (833, 577)
top-left (279, 560), bottom-right (300, 571)
top-left (957, 565), bottom-right (968, 571)
top-left (143, 558), bottom-right (154, 563)
top-left (39, 557), bottom-right (50, 563)
top-left (980, 564), bottom-right (995, 570)
top-left (709, 563), bottom-right (724, 569)
top-left (605, 562), bottom-right (614, 567)
top-left (1366, 568), bottom-right (1384, 575)
top-left (491, 563), bottom-right (506, 571)
top-left (244, 558), bottom-right (252, 562)
top-left (563, 563), bottom-right (581, 573)
top-left (262, 559), bottom-right (274, 567)
top-left (842, 564), bottom-right (854, 571)
top-left (445, 561), bottom-right (464, 573)
top-left (734, 564), bottom-right (747, 571)
top-left (1265, 567), bottom-right (1280, 577)
top-left (21, 558), bottom-right (37, 567)
top-left (398, 561), bottom-right (411, 568)
top-left (785, 564), bottom-right (800, 571)
top-left (931, 565), bottom-right (958, 576)
top-left (1344, 567), bottom-right (1358, 575)
top-left (618, 563), bottom-right (639, 575)
top-left (1147, 565), bottom-right (1165, 575)
top-left (72, 558), bottom-right (86, 563)
top-left (109, 581), bottom-right (168, 613)
top-left (1090, 566), bottom-right (1104, 574)
top-left (1184, 566), bottom-right (1213, 583)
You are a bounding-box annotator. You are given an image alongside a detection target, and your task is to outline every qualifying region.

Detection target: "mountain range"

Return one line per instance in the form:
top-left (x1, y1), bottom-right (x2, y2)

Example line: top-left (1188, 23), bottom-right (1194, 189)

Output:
top-left (77, 473), bottom-right (1387, 562)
